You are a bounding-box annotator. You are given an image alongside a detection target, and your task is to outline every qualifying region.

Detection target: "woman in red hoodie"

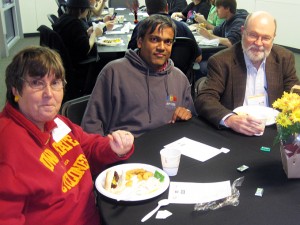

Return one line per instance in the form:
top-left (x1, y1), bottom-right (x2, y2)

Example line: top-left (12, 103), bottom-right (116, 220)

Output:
top-left (0, 46), bottom-right (134, 225)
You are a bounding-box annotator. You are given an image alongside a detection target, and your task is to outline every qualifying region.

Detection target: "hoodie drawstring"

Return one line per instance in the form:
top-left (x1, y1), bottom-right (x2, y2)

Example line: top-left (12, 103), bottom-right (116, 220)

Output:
top-left (146, 70), bottom-right (151, 123)
top-left (146, 69), bottom-right (170, 124)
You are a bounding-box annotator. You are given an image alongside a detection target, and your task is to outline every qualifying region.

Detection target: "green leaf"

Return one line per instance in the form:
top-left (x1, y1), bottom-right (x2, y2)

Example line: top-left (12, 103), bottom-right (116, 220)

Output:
top-left (154, 170), bottom-right (165, 182)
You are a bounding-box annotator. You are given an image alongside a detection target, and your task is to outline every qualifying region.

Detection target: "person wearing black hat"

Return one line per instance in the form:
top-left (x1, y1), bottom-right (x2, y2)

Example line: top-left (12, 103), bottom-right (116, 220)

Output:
top-left (53, 0), bottom-right (114, 99)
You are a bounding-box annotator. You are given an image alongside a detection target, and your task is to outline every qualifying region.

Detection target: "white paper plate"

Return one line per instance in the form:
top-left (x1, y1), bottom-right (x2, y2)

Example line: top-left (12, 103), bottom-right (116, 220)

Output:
top-left (233, 105), bottom-right (279, 126)
top-left (95, 163), bottom-right (170, 201)
top-left (97, 38), bottom-right (123, 46)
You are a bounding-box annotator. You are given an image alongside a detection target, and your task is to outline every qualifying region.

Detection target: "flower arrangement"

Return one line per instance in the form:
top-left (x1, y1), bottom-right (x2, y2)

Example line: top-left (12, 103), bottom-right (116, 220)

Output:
top-left (272, 91), bottom-right (300, 145)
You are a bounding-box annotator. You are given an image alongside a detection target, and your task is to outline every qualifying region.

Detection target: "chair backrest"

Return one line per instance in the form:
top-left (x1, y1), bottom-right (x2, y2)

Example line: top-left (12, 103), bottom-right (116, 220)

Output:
top-left (108, 0), bottom-right (129, 8)
top-left (37, 25), bottom-right (80, 101)
top-left (37, 25), bottom-right (72, 73)
top-left (170, 37), bottom-right (198, 76)
top-left (47, 14), bottom-right (59, 25)
top-left (60, 95), bottom-right (90, 125)
top-left (194, 76), bottom-right (207, 97)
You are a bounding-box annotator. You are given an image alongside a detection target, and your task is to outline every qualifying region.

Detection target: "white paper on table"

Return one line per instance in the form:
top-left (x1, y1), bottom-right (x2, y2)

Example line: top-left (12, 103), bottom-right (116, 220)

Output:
top-left (129, 12), bottom-right (149, 17)
top-left (105, 30), bottom-right (127, 35)
top-left (164, 137), bottom-right (226, 162)
top-left (156, 210), bottom-right (172, 219)
top-left (112, 24), bottom-right (123, 30)
top-left (106, 23), bottom-right (131, 34)
top-left (115, 8), bottom-right (126, 10)
top-left (194, 35), bottom-right (219, 46)
top-left (168, 181), bottom-right (231, 204)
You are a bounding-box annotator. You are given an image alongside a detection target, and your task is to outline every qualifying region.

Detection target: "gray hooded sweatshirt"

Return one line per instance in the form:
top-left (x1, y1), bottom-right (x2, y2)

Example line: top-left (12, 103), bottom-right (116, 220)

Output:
top-left (81, 49), bottom-right (196, 137)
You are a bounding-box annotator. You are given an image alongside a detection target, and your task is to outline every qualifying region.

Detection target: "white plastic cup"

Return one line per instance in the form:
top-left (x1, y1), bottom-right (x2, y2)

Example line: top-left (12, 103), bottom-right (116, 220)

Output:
top-left (118, 15), bottom-right (124, 23)
top-left (160, 148), bottom-right (181, 176)
top-left (108, 8), bottom-right (114, 15)
top-left (254, 115), bottom-right (268, 136)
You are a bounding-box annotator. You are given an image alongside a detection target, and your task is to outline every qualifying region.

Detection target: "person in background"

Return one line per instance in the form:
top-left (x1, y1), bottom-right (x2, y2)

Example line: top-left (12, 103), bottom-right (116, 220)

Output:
top-left (0, 46), bottom-right (134, 224)
top-left (197, 0), bottom-right (248, 47)
top-left (171, 0), bottom-right (211, 25)
top-left (194, 11), bottom-right (300, 136)
top-left (90, 0), bottom-right (107, 17)
top-left (167, 0), bottom-right (187, 16)
top-left (194, 0), bottom-right (225, 30)
top-left (195, 0), bottom-right (248, 79)
top-left (82, 15), bottom-right (196, 137)
top-left (88, 0), bottom-right (114, 28)
top-left (53, 0), bottom-right (114, 100)
top-left (128, 0), bottom-right (202, 64)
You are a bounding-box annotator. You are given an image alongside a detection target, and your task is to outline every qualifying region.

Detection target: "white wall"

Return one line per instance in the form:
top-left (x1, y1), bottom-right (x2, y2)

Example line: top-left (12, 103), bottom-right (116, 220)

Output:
top-left (186, 0), bottom-right (299, 49)
top-left (237, 0), bottom-right (300, 49)
top-left (19, 0), bottom-right (57, 33)
top-left (237, 0), bottom-right (299, 49)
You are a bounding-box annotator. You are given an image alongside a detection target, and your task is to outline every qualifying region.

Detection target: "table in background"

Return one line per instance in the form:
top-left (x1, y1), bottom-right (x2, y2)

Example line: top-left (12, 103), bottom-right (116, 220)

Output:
top-left (97, 10), bottom-right (226, 60)
top-left (98, 117), bottom-right (300, 225)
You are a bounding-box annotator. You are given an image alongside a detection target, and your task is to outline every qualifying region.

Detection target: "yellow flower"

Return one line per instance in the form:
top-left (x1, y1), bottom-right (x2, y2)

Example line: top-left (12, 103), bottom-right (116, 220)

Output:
top-left (273, 92), bottom-right (300, 142)
top-left (276, 113), bottom-right (292, 127)
top-left (291, 108), bottom-right (300, 123)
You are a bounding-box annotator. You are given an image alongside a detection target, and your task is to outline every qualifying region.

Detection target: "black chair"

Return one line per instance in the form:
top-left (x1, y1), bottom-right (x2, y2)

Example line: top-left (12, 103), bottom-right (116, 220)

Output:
top-left (194, 76), bottom-right (207, 97)
top-left (170, 37), bottom-right (198, 96)
top-left (61, 95), bottom-right (90, 126)
top-left (37, 25), bottom-right (96, 102)
top-left (47, 14), bottom-right (59, 25)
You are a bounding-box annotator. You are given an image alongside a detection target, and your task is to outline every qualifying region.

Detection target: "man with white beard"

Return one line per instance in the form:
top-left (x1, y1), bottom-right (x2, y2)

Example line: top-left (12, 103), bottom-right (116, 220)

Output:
top-left (194, 11), bottom-right (300, 136)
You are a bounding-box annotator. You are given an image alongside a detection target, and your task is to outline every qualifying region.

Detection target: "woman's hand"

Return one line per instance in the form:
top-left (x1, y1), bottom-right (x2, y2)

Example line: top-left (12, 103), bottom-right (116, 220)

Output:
top-left (87, 26), bottom-right (94, 36)
top-left (108, 130), bottom-right (134, 157)
top-left (105, 20), bottom-right (115, 31)
top-left (94, 26), bottom-right (103, 36)
top-left (103, 15), bottom-right (111, 22)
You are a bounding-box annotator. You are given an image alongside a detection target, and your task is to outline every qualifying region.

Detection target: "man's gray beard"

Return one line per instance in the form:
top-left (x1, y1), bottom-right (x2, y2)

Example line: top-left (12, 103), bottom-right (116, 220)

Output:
top-left (242, 38), bottom-right (272, 63)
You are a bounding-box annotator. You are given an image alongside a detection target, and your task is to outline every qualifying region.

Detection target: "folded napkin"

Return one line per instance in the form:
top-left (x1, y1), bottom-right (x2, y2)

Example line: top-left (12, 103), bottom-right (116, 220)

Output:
top-left (92, 22), bottom-right (106, 30)
top-left (195, 36), bottom-right (220, 46)
top-left (106, 23), bottom-right (132, 34)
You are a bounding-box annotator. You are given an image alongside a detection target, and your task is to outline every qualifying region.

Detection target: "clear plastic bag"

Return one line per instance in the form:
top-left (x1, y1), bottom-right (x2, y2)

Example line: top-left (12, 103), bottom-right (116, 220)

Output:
top-left (194, 177), bottom-right (245, 211)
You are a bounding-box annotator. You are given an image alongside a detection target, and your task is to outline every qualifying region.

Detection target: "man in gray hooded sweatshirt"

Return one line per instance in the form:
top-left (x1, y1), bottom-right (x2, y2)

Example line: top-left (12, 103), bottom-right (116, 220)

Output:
top-left (81, 14), bottom-right (196, 137)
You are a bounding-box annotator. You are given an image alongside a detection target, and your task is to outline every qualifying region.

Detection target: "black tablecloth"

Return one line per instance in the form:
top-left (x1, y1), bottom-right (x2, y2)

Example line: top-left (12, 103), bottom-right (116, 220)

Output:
top-left (97, 118), bottom-right (300, 225)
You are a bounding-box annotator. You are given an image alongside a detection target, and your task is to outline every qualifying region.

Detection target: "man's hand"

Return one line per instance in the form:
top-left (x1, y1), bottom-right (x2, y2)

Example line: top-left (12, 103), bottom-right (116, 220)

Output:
top-left (194, 14), bottom-right (206, 23)
top-left (170, 107), bottom-right (192, 123)
top-left (225, 114), bottom-right (265, 136)
top-left (197, 27), bottom-right (212, 39)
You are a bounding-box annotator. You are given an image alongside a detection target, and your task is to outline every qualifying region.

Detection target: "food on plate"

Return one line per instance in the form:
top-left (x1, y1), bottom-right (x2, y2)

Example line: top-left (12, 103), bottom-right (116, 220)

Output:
top-left (125, 168), bottom-right (154, 186)
top-left (102, 38), bottom-right (122, 44)
top-left (199, 22), bottom-right (206, 28)
top-left (188, 24), bottom-right (197, 31)
top-left (104, 170), bottom-right (126, 194)
top-left (103, 167), bottom-right (166, 196)
top-left (154, 170), bottom-right (165, 182)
